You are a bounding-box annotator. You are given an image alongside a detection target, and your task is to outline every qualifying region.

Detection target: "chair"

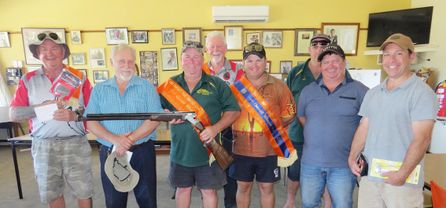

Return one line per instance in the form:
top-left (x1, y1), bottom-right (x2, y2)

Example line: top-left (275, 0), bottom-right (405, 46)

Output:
top-left (431, 180), bottom-right (446, 208)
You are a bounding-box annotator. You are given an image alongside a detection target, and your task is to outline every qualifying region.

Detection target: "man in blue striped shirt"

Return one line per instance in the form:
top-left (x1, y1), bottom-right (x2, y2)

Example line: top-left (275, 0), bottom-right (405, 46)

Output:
top-left (85, 44), bottom-right (163, 208)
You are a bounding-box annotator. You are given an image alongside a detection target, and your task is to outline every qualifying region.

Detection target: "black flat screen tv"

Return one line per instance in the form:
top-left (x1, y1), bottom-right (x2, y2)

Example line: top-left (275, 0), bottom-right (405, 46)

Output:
top-left (367, 6), bottom-right (433, 47)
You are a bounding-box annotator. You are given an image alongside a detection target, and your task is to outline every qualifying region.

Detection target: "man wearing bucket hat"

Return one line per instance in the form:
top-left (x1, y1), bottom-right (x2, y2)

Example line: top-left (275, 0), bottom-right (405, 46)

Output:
top-left (348, 33), bottom-right (437, 207)
top-left (85, 44), bottom-right (162, 208)
top-left (10, 31), bottom-right (93, 207)
top-left (298, 44), bottom-right (368, 208)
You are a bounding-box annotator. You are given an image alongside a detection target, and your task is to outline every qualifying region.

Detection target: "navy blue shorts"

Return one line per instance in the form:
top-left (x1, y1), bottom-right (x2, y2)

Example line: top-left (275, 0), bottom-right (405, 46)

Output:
top-left (229, 154), bottom-right (280, 183)
top-left (168, 161), bottom-right (226, 190)
top-left (287, 142), bottom-right (303, 181)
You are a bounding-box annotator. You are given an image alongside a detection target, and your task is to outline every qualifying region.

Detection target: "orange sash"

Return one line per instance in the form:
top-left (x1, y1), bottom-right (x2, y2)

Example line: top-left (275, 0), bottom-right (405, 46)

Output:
top-left (202, 63), bottom-right (212, 75)
top-left (64, 65), bottom-right (83, 99)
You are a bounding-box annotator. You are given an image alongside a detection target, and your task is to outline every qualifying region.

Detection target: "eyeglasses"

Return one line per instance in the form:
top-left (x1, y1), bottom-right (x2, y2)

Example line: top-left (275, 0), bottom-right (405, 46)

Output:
top-left (311, 41), bottom-right (329, 47)
top-left (37, 32), bottom-right (59, 41)
top-left (244, 44), bottom-right (264, 53)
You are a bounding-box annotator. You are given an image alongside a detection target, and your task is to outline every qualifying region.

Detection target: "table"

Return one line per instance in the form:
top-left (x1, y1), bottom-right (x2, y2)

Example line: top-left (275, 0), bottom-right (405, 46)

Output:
top-left (424, 153), bottom-right (446, 190)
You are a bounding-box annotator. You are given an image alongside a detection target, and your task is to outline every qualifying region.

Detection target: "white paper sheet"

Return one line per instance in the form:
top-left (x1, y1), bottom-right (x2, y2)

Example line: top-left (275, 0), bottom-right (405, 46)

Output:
top-left (34, 103), bottom-right (58, 122)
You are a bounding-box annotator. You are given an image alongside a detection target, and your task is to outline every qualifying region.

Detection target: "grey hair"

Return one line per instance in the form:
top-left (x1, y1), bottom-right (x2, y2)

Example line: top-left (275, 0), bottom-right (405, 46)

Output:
top-left (110, 44), bottom-right (136, 61)
top-left (205, 31), bottom-right (226, 46)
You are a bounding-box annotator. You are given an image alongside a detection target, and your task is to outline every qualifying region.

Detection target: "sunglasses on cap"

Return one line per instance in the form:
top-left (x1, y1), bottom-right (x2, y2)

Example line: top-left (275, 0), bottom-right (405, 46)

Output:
top-left (183, 41), bottom-right (203, 49)
top-left (311, 41), bottom-right (329, 47)
top-left (244, 44), bottom-right (264, 53)
top-left (37, 32), bottom-right (60, 41)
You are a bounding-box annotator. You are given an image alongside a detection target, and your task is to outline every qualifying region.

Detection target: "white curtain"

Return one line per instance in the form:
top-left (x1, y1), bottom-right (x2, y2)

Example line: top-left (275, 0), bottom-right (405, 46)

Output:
top-left (0, 72), bottom-right (11, 107)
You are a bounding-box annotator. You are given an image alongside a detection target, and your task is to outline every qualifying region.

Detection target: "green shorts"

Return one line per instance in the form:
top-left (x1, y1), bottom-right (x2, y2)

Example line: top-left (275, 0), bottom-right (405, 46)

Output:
top-left (31, 135), bottom-right (93, 204)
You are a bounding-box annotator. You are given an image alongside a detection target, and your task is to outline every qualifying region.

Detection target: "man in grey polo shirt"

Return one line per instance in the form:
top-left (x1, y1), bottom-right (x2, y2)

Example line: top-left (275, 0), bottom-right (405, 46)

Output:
top-left (298, 44), bottom-right (368, 208)
top-left (348, 33), bottom-right (437, 207)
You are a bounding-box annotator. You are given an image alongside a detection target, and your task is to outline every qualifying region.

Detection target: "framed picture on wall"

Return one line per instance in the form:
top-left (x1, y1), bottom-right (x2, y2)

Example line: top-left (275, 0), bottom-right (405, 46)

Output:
top-left (71, 53), bottom-right (86, 65)
top-left (246, 32), bottom-right (261, 45)
top-left (0, 32), bottom-right (10, 48)
top-left (262, 31), bottom-right (283, 48)
top-left (105, 27), bottom-right (128, 45)
top-left (225, 26), bottom-right (243, 50)
top-left (132, 30), bottom-right (148, 43)
top-left (280, 60), bottom-right (293, 74)
top-left (21, 28), bottom-right (67, 65)
top-left (265, 61), bottom-right (271, 73)
top-left (161, 47), bottom-right (178, 71)
top-left (6, 67), bottom-right (22, 85)
top-left (89, 48), bottom-right (106, 68)
top-left (294, 29), bottom-right (316, 56)
top-left (162, 28), bottom-right (176, 45)
top-left (93, 70), bottom-right (109, 83)
top-left (321, 23), bottom-right (360, 55)
top-left (182, 27), bottom-right (201, 43)
top-left (70, 30), bottom-right (82, 45)
top-left (140, 51), bottom-right (158, 86)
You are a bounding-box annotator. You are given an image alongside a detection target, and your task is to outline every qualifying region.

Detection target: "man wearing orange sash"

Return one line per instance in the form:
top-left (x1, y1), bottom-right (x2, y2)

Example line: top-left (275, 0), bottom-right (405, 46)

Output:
top-left (159, 41), bottom-right (240, 208)
top-left (229, 42), bottom-right (296, 208)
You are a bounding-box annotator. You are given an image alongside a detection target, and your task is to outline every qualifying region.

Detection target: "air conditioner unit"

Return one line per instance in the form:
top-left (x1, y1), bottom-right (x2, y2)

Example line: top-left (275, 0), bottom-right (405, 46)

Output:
top-left (212, 5), bottom-right (269, 23)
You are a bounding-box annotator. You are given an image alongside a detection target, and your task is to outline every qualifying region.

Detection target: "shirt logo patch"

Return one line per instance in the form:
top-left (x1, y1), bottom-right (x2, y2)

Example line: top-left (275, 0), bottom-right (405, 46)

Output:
top-left (197, 88), bottom-right (212, 96)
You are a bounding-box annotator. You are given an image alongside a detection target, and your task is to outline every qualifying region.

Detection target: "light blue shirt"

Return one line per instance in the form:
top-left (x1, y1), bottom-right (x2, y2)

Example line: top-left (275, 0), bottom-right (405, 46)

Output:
top-left (85, 76), bottom-right (163, 147)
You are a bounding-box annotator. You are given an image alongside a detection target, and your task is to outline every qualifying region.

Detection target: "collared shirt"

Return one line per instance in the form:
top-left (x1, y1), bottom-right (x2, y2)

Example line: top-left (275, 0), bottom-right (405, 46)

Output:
top-left (360, 74), bottom-right (437, 186)
top-left (160, 72), bottom-right (240, 167)
top-left (298, 71), bottom-right (368, 168)
top-left (233, 74), bottom-right (296, 157)
top-left (85, 76), bottom-right (163, 147)
top-left (206, 59), bottom-right (243, 85)
top-left (286, 59), bottom-right (315, 143)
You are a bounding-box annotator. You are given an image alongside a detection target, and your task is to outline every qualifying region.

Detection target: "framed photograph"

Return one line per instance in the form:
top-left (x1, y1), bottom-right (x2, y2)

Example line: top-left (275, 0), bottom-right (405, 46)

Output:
top-left (225, 26), bottom-right (243, 50)
top-left (182, 27), bottom-right (201, 43)
top-left (162, 28), bottom-right (176, 45)
top-left (294, 29), bottom-right (316, 56)
top-left (262, 31), bottom-right (283, 48)
top-left (21, 28), bottom-right (67, 65)
top-left (105, 27), bottom-right (128, 45)
top-left (321, 23), bottom-right (360, 55)
top-left (6, 67), bottom-right (22, 85)
top-left (89, 48), bottom-right (106, 68)
top-left (132, 30), bottom-right (148, 43)
top-left (71, 53), bottom-right (86, 65)
top-left (161, 47), bottom-right (178, 71)
top-left (280, 61), bottom-right (293, 74)
top-left (246, 32), bottom-right (261, 45)
top-left (70, 30), bottom-right (82, 44)
top-left (140, 51), bottom-right (158, 86)
top-left (78, 69), bottom-right (87, 78)
top-left (0, 32), bottom-right (10, 48)
top-left (265, 61), bottom-right (271, 73)
top-left (93, 70), bottom-right (109, 83)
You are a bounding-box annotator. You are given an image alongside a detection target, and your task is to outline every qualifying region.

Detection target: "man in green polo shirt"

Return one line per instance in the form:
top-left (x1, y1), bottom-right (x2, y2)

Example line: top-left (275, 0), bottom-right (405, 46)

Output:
top-left (159, 41), bottom-right (240, 208)
top-left (283, 34), bottom-right (331, 208)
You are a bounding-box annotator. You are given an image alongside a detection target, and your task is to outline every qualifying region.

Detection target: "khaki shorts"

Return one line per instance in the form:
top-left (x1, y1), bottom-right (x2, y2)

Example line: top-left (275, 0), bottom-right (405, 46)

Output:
top-left (31, 135), bottom-right (93, 204)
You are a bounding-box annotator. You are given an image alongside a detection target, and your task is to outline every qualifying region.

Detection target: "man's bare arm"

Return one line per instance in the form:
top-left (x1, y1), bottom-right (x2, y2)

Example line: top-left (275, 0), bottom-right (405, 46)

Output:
top-left (10, 106), bottom-right (37, 121)
top-left (200, 110), bottom-right (240, 142)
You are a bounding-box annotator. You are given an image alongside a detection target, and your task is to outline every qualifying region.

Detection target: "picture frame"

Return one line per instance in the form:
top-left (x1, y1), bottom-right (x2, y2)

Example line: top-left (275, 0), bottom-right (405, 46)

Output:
top-left (321, 23), bottom-right (360, 55)
top-left (131, 30), bottom-right (148, 43)
top-left (70, 30), bottom-right (82, 45)
top-left (0, 32), bottom-right (11, 48)
top-left (265, 61), bottom-right (271, 72)
top-left (161, 28), bottom-right (176, 45)
top-left (93, 70), bottom-right (109, 83)
top-left (224, 26), bottom-right (243, 50)
top-left (89, 48), bottom-right (106, 68)
top-left (161, 47), bottom-right (178, 71)
top-left (105, 27), bottom-right (128, 45)
top-left (294, 29), bottom-right (316, 56)
top-left (140, 51), bottom-right (158, 86)
top-left (21, 28), bottom-right (67, 65)
top-left (78, 69), bottom-right (87, 78)
top-left (182, 27), bottom-right (201, 43)
top-left (6, 67), bottom-right (22, 85)
top-left (71, 53), bottom-right (86, 65)
top-left (246, 32), bottom-right (261, 45)
top-left (280, 60), bottom-right (293, 74)
top-left (262, 31), bottom-right (283, 48)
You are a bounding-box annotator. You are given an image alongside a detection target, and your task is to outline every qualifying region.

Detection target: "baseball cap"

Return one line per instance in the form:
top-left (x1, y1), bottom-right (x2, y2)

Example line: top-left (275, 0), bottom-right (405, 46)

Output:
top-left (310, 33), bottom-right (331, 44)
top-left (379, 33), bottom-right (415, 52)
top-left (182, 41), bottom-right (204, 54)
top-left (104, 151), bottom-right (140, 192)
top-left (29, 31), bottom-right (70, 59)
top-left (243, 42), bottom-right (266, 60)
top-left (317, 44), bottom-right (346, 62)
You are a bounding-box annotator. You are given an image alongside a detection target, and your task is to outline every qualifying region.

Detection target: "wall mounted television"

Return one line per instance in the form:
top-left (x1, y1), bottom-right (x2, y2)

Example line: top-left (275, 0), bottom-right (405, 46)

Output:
top-left (366, 6), bottom-right (433, 47)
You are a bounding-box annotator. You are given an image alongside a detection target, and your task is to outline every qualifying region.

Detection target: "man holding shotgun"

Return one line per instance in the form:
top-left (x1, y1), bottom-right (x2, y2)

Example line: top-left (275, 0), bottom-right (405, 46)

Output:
top-left (158, 41), bottom-right (240, 208)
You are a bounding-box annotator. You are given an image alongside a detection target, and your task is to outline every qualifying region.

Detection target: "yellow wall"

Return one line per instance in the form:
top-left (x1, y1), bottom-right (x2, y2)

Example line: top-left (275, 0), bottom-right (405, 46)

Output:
top-left (0, 0), bottom-right (411, 93)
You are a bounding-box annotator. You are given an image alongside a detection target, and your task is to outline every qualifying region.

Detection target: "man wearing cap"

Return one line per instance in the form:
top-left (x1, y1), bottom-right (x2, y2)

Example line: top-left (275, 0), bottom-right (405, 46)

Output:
top-left (85, 44), bottom-right (162, 208)
top-left (204, 31), bottom-right (244, 208)
top-left (10, 31), bottom-right (93, 207)
top-left (283, 33), bottom-right (332, 208)
top-left (229, 42), bottom-right (296, 208)
top-left (298, 44), bottom-right (368, 208)
top-left (158, 41), bottom-right (240, 208)
top-left (348, 34), bottom-right (437, 207)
